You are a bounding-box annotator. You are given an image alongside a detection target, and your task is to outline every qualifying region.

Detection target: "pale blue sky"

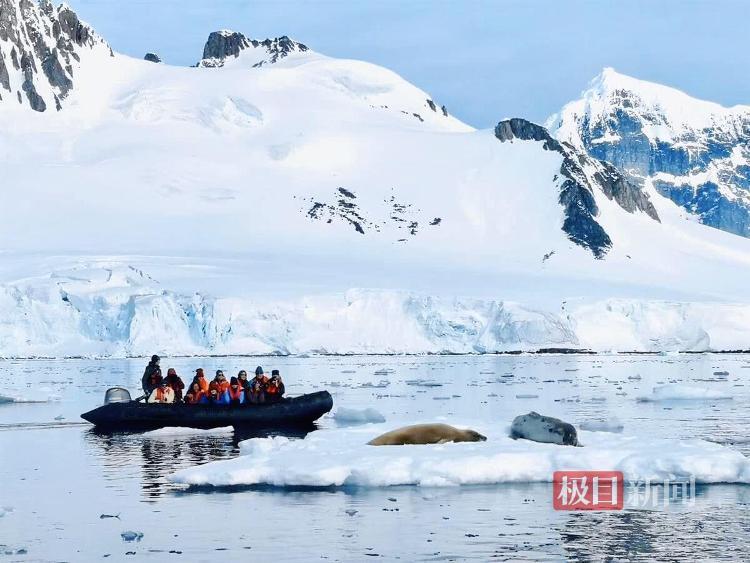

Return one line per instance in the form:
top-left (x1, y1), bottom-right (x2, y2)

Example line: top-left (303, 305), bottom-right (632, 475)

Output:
top-left (70, 0), bottom-right (750, 128)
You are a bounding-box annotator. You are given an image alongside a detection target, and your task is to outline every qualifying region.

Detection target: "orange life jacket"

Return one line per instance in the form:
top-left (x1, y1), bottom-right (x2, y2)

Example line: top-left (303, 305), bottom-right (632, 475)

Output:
top-left (266, 382), bottom-right (280, 395)
top-left (195, 376), bottom-right (209, 392)
top-left (229, 386), bottom-right (243, 401)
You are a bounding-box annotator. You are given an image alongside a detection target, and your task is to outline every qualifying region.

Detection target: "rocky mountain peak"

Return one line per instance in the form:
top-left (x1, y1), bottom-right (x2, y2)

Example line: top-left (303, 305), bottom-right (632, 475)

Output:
top-left (496, 117), bottom-right (659, 258)
top-left (197, 29), bottom-right (309, 68)
top-left (0, 0), bottom-right (110, 112)
top-left (549, 69), bottom-right (750, 238)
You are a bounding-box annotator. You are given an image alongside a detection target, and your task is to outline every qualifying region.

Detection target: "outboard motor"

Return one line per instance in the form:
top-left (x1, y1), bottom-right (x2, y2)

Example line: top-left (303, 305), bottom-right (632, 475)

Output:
top-left (104, 387), bottom-right (132, 405)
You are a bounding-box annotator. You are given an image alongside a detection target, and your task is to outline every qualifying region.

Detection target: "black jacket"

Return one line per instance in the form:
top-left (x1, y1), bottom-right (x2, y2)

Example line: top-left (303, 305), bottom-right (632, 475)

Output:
top-left (141, 362), bottom-right (162, 393)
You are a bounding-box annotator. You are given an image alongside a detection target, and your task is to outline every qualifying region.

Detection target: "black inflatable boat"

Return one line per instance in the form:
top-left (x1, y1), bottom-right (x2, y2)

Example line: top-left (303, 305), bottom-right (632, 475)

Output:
top-left (81, 387), bottom-right (333, 430)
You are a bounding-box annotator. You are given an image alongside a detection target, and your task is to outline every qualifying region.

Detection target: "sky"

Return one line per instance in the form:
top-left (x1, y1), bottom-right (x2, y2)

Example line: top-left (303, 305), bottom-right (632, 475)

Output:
top-left (69, 0), bottom-right (750, 128)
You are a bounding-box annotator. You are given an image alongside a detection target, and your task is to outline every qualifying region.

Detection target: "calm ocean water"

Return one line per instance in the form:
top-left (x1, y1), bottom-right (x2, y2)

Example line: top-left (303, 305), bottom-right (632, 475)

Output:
top-left (1, 354), bottom-right (749, 561)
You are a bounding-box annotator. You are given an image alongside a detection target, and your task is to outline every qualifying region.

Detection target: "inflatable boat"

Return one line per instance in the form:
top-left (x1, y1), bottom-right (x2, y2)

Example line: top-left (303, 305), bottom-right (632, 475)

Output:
top-left (81, 387), bottom-right (333, 430)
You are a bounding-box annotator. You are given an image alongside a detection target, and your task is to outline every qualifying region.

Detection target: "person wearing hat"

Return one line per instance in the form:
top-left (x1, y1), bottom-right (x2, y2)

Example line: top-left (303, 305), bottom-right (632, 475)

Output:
top-left (141, 355), bottom-right (162, 394)
top-left (192, 368), bottom-right (209, 393)
top-left (247, 366), bottom-right (269, 404)
top-left (228, 376), bottom-right (245, 405)
top-left (265, 369), bottom-right (285, 402)
top-left (164, 368), bottom-right (185, 402)
top-left (209, 370), bottom-right (231, 404)
top-left (147, 379), bottom-right (175, 403)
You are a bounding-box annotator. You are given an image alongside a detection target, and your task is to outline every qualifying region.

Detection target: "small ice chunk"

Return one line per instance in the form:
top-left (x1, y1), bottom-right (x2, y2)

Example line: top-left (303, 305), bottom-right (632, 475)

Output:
top-left (121, 531), bottom-right (143, 542)
top-left (579, 417), bottom-right (624, 433)
top-left (515, 394), bottom-right (539, 399)
top-left (637, 384), bottom-right (733, 402)
top-left (333, 407), bottom-right (386, 425)
top-left (142, 426), bottom-right (233, 437)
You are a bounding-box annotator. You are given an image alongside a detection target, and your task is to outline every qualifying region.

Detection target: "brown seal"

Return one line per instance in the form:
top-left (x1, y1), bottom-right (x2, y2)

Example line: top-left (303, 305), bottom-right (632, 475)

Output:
top-left (367, 423), bottom-right (487, 446)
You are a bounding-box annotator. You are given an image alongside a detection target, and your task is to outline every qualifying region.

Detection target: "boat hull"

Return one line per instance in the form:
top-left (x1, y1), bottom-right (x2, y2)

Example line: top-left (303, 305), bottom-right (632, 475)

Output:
top-left (81, 391), bottom-right (333, 430)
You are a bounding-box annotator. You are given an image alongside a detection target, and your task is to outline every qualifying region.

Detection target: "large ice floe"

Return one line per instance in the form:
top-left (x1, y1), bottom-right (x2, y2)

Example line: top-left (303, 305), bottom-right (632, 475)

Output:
top-left (168, 423), bottom-right (750, 488)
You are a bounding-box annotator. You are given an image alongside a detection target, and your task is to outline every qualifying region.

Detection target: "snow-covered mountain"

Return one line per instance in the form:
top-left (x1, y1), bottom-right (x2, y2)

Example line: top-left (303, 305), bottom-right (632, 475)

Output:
top-left (549, 68), bottom-right (750, 238)
top-left (2, 2), bottom-right (750, 356)
top-left (0, 0), bottom-right (111, 111)
top-left (197, 30), bottom-right (309, 68)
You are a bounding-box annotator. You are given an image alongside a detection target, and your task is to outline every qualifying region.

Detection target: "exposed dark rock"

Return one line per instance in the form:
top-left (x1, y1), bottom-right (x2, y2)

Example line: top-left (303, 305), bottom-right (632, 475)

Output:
top-left (495, 118), bottom-right (660, 258)
top-left (198, 31), bottom-right (308, 68)
top-left (0, 49), bottom-right (9, 91)
top-left (0, 0), bottom-right (109, 111)
top-left (202, 30), bottom-right (252, 62)
top-left (441, 105), bottom-right (448, 117)
top-left (144, 52), bottom-right (161, 63)
top-left (57, 5), bottom-right (94, 47)
top-left (558, 72), bottom-right (750, 238)
top-left (41, 49), bottom-right (72, 96)
top-left (412, 112), bottom-right (423, 122)
top-left (20, 51), bottom-right (45, 111)
top-left (258, 35), bottom-right (308, 63)
top-left (426, 99), bottom-right (436, 112)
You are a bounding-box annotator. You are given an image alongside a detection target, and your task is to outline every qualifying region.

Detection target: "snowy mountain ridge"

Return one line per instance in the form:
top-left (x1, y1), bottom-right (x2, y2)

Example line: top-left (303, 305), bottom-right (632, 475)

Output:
top-left (0, 0), bottom-right (111, 111)
top-left (197, 29), bottom-right (310, 68)
top-left (549, 67), bottom-right (750, 237)
top-left (2, 3), bottom-right (750, 356)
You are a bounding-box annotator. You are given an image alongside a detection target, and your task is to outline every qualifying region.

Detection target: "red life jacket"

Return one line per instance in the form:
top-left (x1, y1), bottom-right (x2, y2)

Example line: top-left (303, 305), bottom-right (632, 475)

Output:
top-left (266, 382), bottom-right (280, 395)
top-left (229, 386), bottom-right (243, 401)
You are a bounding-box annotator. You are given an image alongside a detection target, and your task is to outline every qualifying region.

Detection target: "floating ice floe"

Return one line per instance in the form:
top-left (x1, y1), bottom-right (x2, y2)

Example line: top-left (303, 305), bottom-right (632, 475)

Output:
top-left (168, 424), bottom-right (750, 488)
top-left (579, 417), bottom-right (624, 433)
top-left (142, 426), bottom-right (234, 437)
top-left (637, 384), bottom-right (733, 402)
top-left (333, 407), bottom-right (386, 425)
top-left (0, 393), bottom-right (59, 404)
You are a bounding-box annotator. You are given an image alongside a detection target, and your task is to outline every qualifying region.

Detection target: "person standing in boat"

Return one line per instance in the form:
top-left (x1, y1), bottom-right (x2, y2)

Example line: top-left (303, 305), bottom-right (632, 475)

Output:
top-left (141, 355), bottom-right (162, 395)
top-left (265, 370), bottom-right (285, 402)
top-left (148, 380), bottom-right (175, 403)
top-left (164, 368), bottom-right (185, 402)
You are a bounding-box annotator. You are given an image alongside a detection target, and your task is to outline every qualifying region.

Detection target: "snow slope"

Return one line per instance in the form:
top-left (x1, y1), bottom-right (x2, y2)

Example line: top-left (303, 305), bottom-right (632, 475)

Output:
top-left (2, 3), bottom-right (750, 356)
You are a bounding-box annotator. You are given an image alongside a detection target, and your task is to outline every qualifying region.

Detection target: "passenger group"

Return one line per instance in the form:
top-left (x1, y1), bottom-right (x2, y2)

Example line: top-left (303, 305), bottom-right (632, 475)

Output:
top-left (141, 355), bottom-right (285, 405)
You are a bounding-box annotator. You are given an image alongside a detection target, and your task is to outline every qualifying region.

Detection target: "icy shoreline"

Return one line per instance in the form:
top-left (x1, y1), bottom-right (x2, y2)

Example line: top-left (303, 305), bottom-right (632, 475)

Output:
top-left (3, 264), bottom-right (750, 358)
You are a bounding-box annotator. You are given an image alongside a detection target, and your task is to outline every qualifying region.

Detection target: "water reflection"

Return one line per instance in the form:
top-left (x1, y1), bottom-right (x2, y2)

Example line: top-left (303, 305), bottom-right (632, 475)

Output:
top-left (83, 425), bottom-right (318, 500)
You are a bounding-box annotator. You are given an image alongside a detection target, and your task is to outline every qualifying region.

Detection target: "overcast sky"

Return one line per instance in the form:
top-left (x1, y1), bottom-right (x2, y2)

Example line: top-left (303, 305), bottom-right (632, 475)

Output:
top-left (69, 0), bottom-right (750, 128)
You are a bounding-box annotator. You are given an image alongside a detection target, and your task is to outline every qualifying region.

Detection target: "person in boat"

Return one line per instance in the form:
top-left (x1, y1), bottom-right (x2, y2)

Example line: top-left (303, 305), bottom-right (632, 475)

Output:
top-left (183, 382), bottom-right (206, 405)
top-left (247, 366), bottom-right (269, 404)
top-left (148, 380), bottom-right (175, 404)
top-left (209, 370), bottom-right (231, 404)
top-left (228, 377), bottom-right (245, 405)
top-left (192, 368), bottom-right (209, 393)
top-left (164, 368), bottom-right (185, 402)
top-left (265, 370), bottom-right (285, 402)
top-left (237, 370), bottom-right (250, 393)
top-left (141, 355), bottom-right (162, 394)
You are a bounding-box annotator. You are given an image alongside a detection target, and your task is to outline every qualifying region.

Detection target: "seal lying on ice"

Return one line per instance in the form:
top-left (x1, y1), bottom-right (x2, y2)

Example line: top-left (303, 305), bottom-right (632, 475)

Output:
top-left (510, 411), bottom-right (579, 446)
top-left (367, 423), bottom-right (487, 446)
